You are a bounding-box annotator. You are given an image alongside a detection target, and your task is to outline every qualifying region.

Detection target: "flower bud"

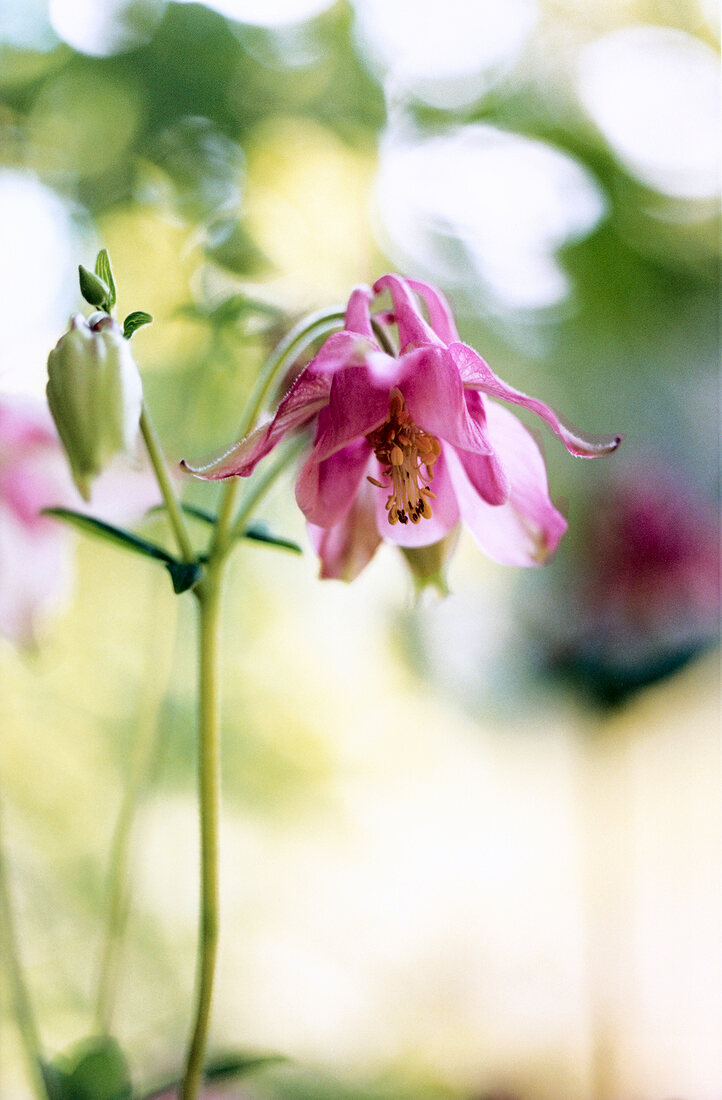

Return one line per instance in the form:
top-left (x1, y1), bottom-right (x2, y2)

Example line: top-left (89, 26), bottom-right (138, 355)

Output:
top-left (46, 313), bottom-right (143, 500)
top-left (400, 531), bottom-right (460, 597)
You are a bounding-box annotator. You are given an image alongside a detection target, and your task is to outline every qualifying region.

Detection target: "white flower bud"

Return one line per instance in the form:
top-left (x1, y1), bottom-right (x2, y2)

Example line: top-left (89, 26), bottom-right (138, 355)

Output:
top-left (46, 314), bottom-right (143, 500)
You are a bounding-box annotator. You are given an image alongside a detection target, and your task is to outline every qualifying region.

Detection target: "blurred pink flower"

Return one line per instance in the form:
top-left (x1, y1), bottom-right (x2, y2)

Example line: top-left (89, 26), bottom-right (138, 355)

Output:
top-left (0, 397), bottom-right (158, 646)
top-left (540, 464), bottom-right (721, 701)
top-left (184, 275), bottom-right (619, 580)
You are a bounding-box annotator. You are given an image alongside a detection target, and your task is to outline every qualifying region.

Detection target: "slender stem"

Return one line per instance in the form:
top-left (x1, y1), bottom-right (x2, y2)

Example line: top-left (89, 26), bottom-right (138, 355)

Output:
top-left (94, 588), bottom-right (178, 1035)
top-left (180, 568), bottom-right (223, 1100)
top-left (228, 436), bottom-right (306, 546)
top-left (140, 405), bottom-right (195, 563)
top-left (235, 308), bottom-right (345, 444)
top-left (211, 310), bottom-right (345, 559)
top-left (0, 800), bottom-right (51, 1100)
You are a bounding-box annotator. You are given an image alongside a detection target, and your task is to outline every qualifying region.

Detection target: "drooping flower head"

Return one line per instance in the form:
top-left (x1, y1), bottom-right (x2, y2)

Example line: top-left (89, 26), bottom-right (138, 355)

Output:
top-left (47, 312), bottom-right (143, 500)
top-left (183, 275), bottom-right (620, 580)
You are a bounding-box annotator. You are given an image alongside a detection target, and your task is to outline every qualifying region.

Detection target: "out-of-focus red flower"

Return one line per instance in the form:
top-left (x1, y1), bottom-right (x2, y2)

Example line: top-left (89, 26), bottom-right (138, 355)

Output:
top-left (541, 465), bottom-right (720, 701)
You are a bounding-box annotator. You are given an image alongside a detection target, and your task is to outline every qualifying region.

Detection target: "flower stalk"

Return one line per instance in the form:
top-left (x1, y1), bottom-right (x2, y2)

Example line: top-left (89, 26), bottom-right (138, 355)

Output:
top-left (181, 566), bottom-right (223, 1100)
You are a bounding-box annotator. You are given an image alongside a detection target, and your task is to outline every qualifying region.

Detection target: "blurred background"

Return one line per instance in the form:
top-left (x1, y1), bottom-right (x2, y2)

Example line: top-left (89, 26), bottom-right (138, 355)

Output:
top-left (0, 0), bottom-right (719, 1097)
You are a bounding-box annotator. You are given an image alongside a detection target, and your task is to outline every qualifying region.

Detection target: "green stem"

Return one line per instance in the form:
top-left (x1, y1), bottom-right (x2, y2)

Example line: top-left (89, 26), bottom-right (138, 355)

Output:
top-left (228, 436), bottom-right (306, 546)
top-left (0, 800), bottom-right (51, 1100)
top-left (140, 405), bottom-right (195, 563)
top-left (180, 568), bottom-right (223, 1100)
top-left (211, 309), bottom-right (345, 559)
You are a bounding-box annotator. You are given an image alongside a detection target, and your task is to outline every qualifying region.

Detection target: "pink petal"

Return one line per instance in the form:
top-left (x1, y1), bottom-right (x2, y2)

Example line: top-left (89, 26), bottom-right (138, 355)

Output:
top-left (372, 448), bottom-right (460, 548)
top-left (0, 503), bottom-right (72, 645)
top-left (307, 478), bottom-right (382, 581)
top-left (295, 438), bottom-right (372, 527)
top-left (447, 402), bottom-right (567, 566)
top-left (311, 364), bottom-right (394, 463)
top-left (345, 284), bottom-right (375, 338)
top-left (182, 331), bottom-right (368, 479)
top-left (405, 278), bottom-right (460, 343)
top-left (373, 274), bottom-right (444, 351)
top-left (396, 347), bottom-right (492, 455)
top-left (450, 343), bottom-right (622, 458)
top-left (455, 390), bottom-right (509, 505)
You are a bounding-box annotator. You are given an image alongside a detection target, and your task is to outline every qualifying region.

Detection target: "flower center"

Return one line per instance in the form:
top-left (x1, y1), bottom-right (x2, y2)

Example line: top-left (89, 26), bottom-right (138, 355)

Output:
top-left (366, 387), bottom-right (441, 525)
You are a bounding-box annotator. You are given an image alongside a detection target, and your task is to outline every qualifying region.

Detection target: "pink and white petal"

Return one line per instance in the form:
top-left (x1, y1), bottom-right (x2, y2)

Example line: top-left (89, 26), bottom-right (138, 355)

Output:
top-left (405, 278), bottom-right (460, 343)
top-left (344, 284), bottom-right (375, 338)
top-left (311, 365), bottom-right (393, 462)
top-left (446, 404), bottom-right (567, 566)
top-left (181, 330), bottom-right (376, 480)
top-left (307, 478), bottom-right (382, 581)
top-left (397, 347), bottom-right (492, 455)
top-left (295, 438), bottom-right (372, 527)
top-left (373, 449), bottom-right (460, 548)
top-left (451, 342), bottom-right (622, 458)
top-left (0, 506), bottom-right (73, 645)
top-left (373, 274), bottom-right (444, 351)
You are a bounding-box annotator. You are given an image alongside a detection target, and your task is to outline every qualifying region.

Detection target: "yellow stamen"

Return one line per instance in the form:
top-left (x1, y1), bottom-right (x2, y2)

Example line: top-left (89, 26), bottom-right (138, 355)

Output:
top-left (365, 387), bottom-right (441, 526)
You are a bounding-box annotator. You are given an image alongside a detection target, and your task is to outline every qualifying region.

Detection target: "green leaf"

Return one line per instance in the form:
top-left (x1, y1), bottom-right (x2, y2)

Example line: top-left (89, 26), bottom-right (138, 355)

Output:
top-left (150, 504), bottom-right (302, 554)
top-left (242, 521), bottom-right (302, 555)
top-left (94, 249), bottom-right (117, 311)
top-left (43, 508), bottom-right (203, 593)
top-left (139, 1050), bottom-right (288, 1099)
top-left (50, 1037), bottom-right (132, 1100)
top-left (43, 508), bottom-right (175, 565)
top-left (78, 264), bottom-right (111, 309)
top-left (205, 1050), bottom-right (288, 1080)
top-left (204, 217), bottom-right (270, 276)
top-left (123, 311), bottom-right (153, 339)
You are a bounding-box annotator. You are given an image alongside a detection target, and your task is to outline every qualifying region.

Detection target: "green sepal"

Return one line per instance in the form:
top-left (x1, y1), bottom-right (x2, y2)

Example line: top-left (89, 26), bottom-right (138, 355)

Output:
top-left (139, 1050), bottom-right (288, 1099)
top-left (47, 1037), bottom-right (132, 1100)
top-left (123, 311), bottom-right (153, 339)
top-left (78, 265), bottom-right (111, 310)
top-left (43, 508), bottom-right (202, 593)
top-left (94, 249), bottom-right (117, 311)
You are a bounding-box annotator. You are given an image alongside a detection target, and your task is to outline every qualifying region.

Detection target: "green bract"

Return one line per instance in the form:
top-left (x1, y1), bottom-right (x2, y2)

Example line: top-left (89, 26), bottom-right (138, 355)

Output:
top-left (46, 313), bottom-right (143, 500)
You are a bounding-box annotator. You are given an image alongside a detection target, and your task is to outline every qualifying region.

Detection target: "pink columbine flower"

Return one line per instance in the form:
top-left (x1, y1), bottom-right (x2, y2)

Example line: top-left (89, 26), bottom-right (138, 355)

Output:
top-left (183, 275), bottom-right (620, 580)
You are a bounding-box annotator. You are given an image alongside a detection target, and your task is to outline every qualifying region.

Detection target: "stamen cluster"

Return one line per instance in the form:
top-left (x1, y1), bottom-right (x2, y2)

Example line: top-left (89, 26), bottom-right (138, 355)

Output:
top-left (366, 387), bottom-right (441, 525)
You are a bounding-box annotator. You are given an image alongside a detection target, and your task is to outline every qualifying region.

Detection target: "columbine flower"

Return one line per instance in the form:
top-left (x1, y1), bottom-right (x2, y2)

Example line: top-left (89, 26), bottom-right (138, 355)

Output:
top-left (183, 275), bottom-right (620, 580)
top-left (536, 464), bottom-right (721, 703)
top-left (47, 312), bottom-right (143, 500)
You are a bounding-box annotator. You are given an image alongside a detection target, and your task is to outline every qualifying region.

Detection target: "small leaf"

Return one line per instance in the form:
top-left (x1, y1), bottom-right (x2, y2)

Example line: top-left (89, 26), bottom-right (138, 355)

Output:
top-left (44, 508), bottom-right (202, 594)
top-left (139, 1050), bottom-right (288, 1099)
top-left (205, 1050), bottom-right (289, 1080)
top-left (78, 265), bottom-right (111, 309)
top-left (94, 249), bottom-right (117, 311)
top-left (147, 502), bottom-right (217, 526)
top-left (242, 521), bottom-right (302, 555)
top-left (43, 508), bottom-right (175, 565)
top-left (62, 1037), bottom-right (132, 1100)
top-left (123, 311), bottom-right (153, 339)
